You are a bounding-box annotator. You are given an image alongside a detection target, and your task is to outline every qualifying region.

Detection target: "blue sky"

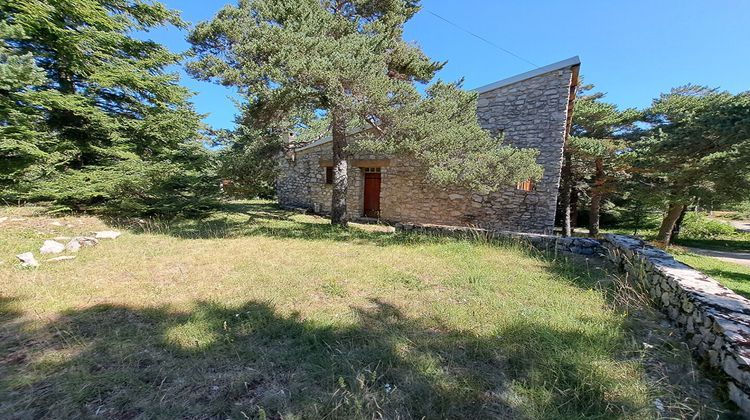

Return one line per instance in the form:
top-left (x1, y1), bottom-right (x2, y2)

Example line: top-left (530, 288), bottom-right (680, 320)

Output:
top-left (142, 0), bottom-right (750, 131)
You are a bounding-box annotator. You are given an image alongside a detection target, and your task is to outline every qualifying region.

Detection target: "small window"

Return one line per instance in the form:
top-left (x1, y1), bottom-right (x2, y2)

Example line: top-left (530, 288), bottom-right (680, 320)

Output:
top-left (516, 179), bottom-right (534, 192)
top-left (325, 167), bottom-right (333, 184)
top-left (363, 167), bottom-right (381, 173)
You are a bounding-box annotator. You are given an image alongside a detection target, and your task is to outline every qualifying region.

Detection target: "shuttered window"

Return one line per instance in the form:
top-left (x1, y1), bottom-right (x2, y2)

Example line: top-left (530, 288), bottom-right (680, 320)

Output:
top-left (325, 167), bottom-right (333, 184)
top-left (516, 179), bottom-right (534, 192)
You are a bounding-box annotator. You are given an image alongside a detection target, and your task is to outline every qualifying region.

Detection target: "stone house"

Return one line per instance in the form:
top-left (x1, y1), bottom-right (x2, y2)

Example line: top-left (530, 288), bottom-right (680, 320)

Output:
top-left (277, 57), bottom-right (580, 234)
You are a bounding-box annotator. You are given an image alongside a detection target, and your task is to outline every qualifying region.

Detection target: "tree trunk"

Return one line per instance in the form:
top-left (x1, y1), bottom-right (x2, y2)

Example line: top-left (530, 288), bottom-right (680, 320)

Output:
top-left (588, 157), bottom-right (605, 236)
top-left (330, 111), bottom-right (349, 227)
top-left (657, 202), bottom-right (685, 247)
top-left (560, 150), bottom-right (573, 237)
top-left (670, 204), bottom-right (688, 242)
top-left (570, 187), bottom-right (579, 229)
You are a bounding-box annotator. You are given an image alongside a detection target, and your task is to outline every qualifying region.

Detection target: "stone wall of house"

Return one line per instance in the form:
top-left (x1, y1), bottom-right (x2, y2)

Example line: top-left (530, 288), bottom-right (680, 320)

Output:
top-left (378, 68), bottom-right (574, 234)
top-left (277, 142), bottom-right (365, 219)
top-left (600, 234), bottom-right (750, 414)
top-left (277, 66), bottom-right (575, 233)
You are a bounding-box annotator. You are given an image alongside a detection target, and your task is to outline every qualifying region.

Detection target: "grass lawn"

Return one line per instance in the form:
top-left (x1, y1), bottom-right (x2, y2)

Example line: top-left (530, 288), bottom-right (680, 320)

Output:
top-left (0, 201), bottom-right (731, 418)
top-left (672, 251), bottom-right (750, 299)
top-left (606, 224), bottom-right (750, 254)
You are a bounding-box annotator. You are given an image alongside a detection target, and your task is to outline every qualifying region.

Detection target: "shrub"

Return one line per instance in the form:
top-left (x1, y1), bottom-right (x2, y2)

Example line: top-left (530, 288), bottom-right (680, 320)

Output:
top-left (26, 151), bottom-right (221, 218)
top-left (680, 212), bottom-right (736, 239)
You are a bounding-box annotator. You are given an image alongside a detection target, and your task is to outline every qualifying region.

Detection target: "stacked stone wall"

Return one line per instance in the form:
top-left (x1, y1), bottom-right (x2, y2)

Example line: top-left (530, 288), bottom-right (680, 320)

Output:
top-left (394, 222), bottom-right (602, 256)
top-left (600, 234), bottom-right (750, 413)
top-left (385, 225), bottom-right (750, 413)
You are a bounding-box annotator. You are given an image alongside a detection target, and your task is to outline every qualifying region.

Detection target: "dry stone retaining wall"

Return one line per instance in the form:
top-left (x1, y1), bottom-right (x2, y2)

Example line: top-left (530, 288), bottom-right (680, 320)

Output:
top-left (394, 222), bottom-right (602, 256)
top-left (600, 234), bottom-right (750, 413)
top-left (391, 224), bottom-right (750, 413)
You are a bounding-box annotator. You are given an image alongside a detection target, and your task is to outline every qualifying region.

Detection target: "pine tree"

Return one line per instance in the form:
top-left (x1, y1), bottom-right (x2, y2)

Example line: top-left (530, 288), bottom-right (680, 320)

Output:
top-left (639, 85), bottom-right (750, 246)
top-left (188, 0), bottom-right (542, 226)
top-left (0, 21), bottom-right (49, 192)
top-left (566, 84), bottom-right (638, 236)
top-left (1, 0), bottom-right (219, 215)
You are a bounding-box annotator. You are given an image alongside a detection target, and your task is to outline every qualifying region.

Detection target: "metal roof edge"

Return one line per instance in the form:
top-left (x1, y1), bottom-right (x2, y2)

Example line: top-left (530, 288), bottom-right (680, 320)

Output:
top-left (472, 56), bottom-right (581, 94)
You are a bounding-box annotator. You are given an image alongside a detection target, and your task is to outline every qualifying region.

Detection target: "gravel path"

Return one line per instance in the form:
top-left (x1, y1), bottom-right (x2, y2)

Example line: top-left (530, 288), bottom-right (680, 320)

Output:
top-left (686, 247), bottom-right (750, 268)
top-left (729, 220), bottom-right (750, 233)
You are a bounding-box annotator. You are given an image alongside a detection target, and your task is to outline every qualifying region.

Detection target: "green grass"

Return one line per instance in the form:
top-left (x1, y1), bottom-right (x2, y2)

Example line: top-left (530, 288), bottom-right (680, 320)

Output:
top-left (673, 251), bottom-right (750, 299)
top-left (604, 220), bottom-right (750, 299)
top-left (0, 201), bottom-right (731, 418)
top-left (675, 236), bottom-right (750, 253)
top-left (605, 216), bottom-right (750, 254)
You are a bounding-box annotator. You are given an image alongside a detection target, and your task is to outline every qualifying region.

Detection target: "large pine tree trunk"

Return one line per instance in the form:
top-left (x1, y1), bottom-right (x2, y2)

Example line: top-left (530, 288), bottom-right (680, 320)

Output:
top-left (670, 205), bottom-right (688, 242)
top-left (570, 187), bottom-right (579, 229)
top-left (588, 157), bottom-right (605, 236)
top-left (560, 150), bottom-right (573, 237)
top-left (657, 202), bottom-right (685, 247)
top-left (330, 111), bottom-right (349, 227)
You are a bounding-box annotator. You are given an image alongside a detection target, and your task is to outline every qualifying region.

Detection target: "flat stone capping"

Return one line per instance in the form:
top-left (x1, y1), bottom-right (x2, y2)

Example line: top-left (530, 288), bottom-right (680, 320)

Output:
top-left (600, 233), bottom-right (750, 413)
top-left (394, 222), bottom-right (602, 256)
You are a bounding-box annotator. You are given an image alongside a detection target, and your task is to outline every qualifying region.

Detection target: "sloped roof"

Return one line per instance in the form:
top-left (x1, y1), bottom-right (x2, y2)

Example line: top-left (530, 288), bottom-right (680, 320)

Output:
top-left (292, 56), bottom-right (581, 152)
top-left (473, 56), bottom-right (581, 94)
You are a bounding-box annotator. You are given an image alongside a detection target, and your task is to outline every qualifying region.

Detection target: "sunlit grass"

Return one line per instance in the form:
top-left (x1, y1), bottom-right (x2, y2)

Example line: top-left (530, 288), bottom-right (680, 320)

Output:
top-left (0, 201), bottom-right (730, 418)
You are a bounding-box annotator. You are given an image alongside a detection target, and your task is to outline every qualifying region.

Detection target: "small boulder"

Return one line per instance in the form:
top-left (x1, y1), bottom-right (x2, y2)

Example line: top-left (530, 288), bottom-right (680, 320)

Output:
top-left (16, 252), bottom-right (39, 267)
top-left (47, 256), bottom-right (76, 262)
top-left (75, 236), bottom-right (99, 247)
top-left (95, 230), bottom-right (121, 239)
top-left (40, 240), bottom-right (65, 254)
top-left (66, 240), bottom-right (81, 252)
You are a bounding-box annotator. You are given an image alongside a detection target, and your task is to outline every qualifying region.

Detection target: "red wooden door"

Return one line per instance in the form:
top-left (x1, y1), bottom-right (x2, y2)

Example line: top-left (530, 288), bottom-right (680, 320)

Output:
top-left (363, 172), bottom-right (381, 218)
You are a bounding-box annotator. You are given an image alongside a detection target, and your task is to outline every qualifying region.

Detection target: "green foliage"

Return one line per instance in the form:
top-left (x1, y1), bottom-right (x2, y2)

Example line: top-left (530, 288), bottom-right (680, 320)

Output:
top-left (725, 201), bottom-right (750, 220)
top-left (638, 85), bottom-right (750, 207)
top-left (188, 0), bottom-right (542, 205)
top-left (215, 129), bottom-right (280, 199)
top-left (0, 21), bottom-right (51, 189)
top-left (560, 81), bottom-right (639, 233)
top-left (0, 0), bottom-right (220, 216)
top-left (679, 212), bottom-right (736, 239)
top-left (30, 144), bottom-right (219, 217)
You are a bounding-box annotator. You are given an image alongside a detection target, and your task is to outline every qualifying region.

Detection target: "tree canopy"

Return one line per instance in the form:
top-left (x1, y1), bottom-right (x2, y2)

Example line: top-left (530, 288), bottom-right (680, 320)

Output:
top-left (0, 0), bottom-right (219, 216)
top-left (636, 85), bottom-right (750, 244)
top-left (188, 0), bottom-right (542, 225)
top-left (563, 83), bottom-right (638, 236)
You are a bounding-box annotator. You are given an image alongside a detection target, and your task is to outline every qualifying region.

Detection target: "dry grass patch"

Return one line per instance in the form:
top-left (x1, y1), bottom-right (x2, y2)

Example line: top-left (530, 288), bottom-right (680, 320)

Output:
top-left (0, 201), bottom-right (733, 418)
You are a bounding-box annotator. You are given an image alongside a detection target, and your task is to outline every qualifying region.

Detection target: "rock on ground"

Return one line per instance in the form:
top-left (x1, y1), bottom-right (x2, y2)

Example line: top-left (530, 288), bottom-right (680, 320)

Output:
top-left (47, 256), bottom-right (76, 262)
top-left (40, 240), bottom-right (65, 254)
top-left (66, 237), bottom-right (98, 252)
top-left (95, 230), bottom-right (121, 239)
top-left (16, 252), bottom-right (39, 267)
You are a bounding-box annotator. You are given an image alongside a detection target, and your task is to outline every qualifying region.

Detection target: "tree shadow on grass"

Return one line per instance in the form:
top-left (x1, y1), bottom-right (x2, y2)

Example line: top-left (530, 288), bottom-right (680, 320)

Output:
top-left (699, 268), bottom-right (750, 288)
top-left (107, 200), bottom-right (476, 248)
top-left (676, 238), bottom-right (750, 254)
top-left (0, 298), bottom-right (649, 419)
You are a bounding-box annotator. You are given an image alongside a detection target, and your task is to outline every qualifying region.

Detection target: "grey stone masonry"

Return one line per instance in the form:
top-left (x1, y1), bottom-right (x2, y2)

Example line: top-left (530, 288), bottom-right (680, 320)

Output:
top-left (600, 234), bottom-right (750, 414)
top-left (394, 222), bottom-right (603, 256)
top-left (276, 58), bottom-right (579, 234)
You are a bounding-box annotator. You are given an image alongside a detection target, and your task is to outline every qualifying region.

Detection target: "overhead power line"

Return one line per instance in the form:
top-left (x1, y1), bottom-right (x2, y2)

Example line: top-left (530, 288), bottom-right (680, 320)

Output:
top-left (424, 9), bottom-right (539, 69)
